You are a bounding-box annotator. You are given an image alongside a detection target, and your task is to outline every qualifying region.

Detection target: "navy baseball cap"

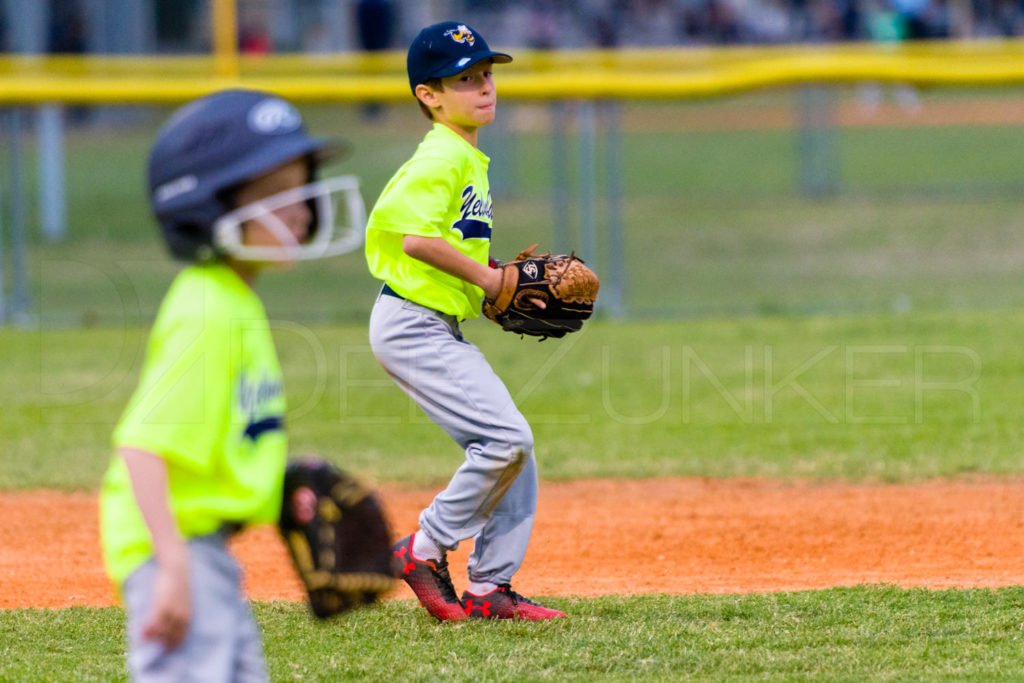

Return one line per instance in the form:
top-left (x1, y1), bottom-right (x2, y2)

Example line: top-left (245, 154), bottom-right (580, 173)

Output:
top-left (407, 21), bottom-right (512, 93)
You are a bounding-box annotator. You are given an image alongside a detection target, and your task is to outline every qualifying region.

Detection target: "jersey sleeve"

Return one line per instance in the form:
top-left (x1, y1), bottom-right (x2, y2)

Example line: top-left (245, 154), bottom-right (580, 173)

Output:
top-left (113, 310), bottom-right (233, 475)
top-left (368, 155), bottom-right (459, 237)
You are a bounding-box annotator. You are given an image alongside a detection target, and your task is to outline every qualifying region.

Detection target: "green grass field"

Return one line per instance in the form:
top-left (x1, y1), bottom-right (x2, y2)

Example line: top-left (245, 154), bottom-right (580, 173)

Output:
top-left (5, 588), bottom-right (1024, 681)
top-left (4, 311), bottom-right (1023, 489)
top-left (5, 89), bottom-right (1024, 679)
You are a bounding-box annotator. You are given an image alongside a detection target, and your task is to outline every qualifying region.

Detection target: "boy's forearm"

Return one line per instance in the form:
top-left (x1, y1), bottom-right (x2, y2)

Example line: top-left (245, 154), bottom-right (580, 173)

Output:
top-left (120, 447), bottom-right (188, 567)
top-left (402, 235), bottom-right (500, 298)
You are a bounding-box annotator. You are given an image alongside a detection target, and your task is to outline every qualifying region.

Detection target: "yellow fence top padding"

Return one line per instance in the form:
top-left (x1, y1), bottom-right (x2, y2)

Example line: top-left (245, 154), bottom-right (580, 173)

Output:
top-left (1, 40), bottom-right (1024, 104)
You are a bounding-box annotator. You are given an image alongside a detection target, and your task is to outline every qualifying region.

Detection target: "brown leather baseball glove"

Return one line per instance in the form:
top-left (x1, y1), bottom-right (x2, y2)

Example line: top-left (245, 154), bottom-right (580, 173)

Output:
top-left (483, 244), bottom-right (599, 339)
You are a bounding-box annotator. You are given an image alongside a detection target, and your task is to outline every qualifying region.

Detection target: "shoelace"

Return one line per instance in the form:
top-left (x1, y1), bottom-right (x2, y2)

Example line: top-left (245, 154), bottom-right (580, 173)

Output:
top-left (497, 583), bottom-right (539, 607)
top-left (431, 556), bottom-right (461, 604)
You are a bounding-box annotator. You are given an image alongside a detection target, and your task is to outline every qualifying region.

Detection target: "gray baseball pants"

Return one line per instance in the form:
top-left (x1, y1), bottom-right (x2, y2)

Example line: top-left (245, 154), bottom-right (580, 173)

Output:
top-left (122, 532), bottom-right (267, 683)
top-left (369, 290), bottom-right (537, 584)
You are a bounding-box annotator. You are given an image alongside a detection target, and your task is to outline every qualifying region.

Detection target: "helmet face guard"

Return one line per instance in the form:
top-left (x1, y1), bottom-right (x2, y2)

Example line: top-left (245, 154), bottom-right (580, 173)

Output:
top-left (212, 175), bottom-right (366, 261)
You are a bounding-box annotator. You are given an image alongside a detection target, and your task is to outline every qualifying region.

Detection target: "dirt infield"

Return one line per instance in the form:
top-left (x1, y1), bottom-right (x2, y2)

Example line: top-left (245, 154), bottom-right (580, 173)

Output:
top-left (4, 477), bottom-right (1024, 609)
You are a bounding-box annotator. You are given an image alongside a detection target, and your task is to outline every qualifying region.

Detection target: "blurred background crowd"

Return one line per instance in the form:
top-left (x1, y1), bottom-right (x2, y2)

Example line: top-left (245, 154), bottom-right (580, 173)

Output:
top-left (1, 0), bottom-right (1023, 58)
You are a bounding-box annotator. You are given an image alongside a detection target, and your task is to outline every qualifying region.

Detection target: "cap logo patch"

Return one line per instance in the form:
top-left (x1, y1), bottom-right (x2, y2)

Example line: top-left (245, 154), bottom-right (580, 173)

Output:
top-left (444, 25), bottom-right (475, 45)
top-left (248, 98), bottom-right (302, 135)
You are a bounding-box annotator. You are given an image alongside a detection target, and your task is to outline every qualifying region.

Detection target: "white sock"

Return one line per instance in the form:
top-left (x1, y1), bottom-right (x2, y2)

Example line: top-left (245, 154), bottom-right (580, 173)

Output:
top-left (468, 580), bottom-right (498, 596)
top-left (411, 530), bottom-right (442, 561)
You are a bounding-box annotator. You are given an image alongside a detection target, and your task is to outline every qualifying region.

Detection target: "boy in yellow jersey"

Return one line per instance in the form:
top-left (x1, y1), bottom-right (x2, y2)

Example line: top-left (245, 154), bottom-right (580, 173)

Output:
top-left (366, 21), bottom-right (566, 622)
top-left (100, 89), bottom-right (364, 680)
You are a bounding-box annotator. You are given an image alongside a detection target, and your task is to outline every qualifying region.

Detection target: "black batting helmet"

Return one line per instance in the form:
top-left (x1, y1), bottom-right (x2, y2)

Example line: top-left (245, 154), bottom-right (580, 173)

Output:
top-left (147, 89), bottom-right (343, 261)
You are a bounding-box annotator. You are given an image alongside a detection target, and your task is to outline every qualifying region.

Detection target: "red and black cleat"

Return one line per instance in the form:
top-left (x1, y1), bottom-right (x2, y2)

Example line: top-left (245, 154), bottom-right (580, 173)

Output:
top-left (391, 533), bottom-right (467, 622)
top-left (461, 584), bottom-right (567, 621)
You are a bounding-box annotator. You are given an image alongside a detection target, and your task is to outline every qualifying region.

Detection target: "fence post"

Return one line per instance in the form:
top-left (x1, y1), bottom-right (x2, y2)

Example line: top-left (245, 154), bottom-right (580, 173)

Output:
top-left (550, 100), bottom-right (571, 253)
top-left (483, 103), bottom-right (513, 200)
top-left (578, 100), bottom-right (597, 272)
top-left (797, 86), bottom-right (840, 197)
top-left (0, 112), bottom-right (5, 325)
top-left (603, 100), bottom-right (625, 319)
top-left (38, 106), bottom-right (67, 242)
top-left (5, 109), bottom-right (31, 325)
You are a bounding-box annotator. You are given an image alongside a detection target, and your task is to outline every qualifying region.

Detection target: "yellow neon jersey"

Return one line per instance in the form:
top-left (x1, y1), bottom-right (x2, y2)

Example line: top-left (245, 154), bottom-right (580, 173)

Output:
top-left (366, 123), bottom-right (494, 320)
top-left (100, 262), bottom-right (286, 584)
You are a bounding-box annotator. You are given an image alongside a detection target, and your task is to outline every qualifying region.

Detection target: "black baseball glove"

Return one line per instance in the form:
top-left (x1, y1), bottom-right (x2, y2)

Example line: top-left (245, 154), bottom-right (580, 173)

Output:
top-left (278, 457), bottom-right (395, 618)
